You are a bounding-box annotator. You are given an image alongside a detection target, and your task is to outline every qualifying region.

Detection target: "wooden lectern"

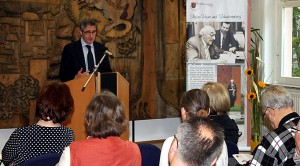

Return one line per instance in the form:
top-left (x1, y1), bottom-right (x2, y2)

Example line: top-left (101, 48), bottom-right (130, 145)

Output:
top-left (64, 72), bottom-right (129, 141)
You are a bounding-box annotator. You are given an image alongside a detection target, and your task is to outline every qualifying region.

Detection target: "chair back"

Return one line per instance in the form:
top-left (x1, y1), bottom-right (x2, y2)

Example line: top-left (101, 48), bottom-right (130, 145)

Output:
top-left (20, 153), bottom-right (61, 166)
top-left (138, 143), bottom-right (161, 166)
top-left (225, 140), bottom-right (239, 158)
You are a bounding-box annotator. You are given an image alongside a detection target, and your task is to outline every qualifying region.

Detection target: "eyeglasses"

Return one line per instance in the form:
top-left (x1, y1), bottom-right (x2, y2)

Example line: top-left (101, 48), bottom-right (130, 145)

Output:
top-left (292, 127), bottom-right (300, 133)
top-left (82, 30), bottom-right (97, 35)
top-left (262, 108), bottom-right (268, 118)
top-left (262, 107), bottom-right (274, 118)
top-left (173, 135), bottom-right (178, 149)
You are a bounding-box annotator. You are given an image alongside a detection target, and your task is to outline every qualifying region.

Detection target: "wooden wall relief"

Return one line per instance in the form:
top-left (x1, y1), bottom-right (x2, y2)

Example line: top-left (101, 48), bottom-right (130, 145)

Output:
top-left (0, 75), bottom-right (39, 128)
top-left (0, 0), bottom-right (186, 126)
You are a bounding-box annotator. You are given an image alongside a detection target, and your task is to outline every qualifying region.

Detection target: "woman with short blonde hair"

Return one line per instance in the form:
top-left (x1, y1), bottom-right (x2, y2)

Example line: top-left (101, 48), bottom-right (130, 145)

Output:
top-left (203, 82), bottom-right (239, 144)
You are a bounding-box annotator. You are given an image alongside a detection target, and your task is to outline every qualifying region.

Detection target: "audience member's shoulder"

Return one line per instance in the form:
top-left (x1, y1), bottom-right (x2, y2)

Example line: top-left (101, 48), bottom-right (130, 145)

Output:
top-left (160, 136), bottom-right (174, 151)
top-left (15, 124), bottom-right (37, 132)
top-left (8, 125), bottom-right (39, 138)
top-left (61, 126), bottom-right (74, 135)
top-left (61, 125), bottom-right (74, 131)
top-left (163, 136), bottom-right (174, 144)
top-left (128, 141), bottom-right (141, 154)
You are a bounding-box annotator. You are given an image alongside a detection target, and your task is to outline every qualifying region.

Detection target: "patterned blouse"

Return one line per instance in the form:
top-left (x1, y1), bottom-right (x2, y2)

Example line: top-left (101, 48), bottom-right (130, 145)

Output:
top-left (1, 124), bottom-right (74, 166)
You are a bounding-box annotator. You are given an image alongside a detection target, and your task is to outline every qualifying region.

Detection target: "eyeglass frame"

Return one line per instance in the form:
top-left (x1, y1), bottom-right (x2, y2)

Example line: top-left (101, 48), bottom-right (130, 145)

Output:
top-left (262, 107), bottom-right (274, 118)
top-left (82, 30), bottom-right (97, 35)
top-left (173, 135), bottom-right (179, 149)
top-left (291, 127), bottom-right (300, 133)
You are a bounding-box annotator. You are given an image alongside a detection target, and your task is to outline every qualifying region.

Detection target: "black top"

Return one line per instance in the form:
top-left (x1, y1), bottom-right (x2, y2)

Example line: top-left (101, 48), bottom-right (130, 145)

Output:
top-left (210, 114), bottom-right (239, 144)
top-left (2, 124), bottom-right (74, 166)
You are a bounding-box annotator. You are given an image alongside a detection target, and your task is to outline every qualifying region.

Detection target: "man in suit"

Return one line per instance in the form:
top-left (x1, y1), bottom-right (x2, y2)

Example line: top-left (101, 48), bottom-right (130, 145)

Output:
top-left (228, 79), bottom-right (237, 107)
top-left (214, 22), bottom-right (239, 54)
top-left (186, 25), bottom-right (220, 62)
top-left (59, 18), bottom-right (112, 82)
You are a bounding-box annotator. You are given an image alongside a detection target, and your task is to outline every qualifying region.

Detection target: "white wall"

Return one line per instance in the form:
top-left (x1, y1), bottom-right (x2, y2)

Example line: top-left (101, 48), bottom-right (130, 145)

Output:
top-left (250, 0), bottom-right (277, 84)
top-left (0, 117), bottom-right (249, 152)
top-left (0, 129), bottom-right (14, 151)
top-left (130, 118), bottom-right (249, 151)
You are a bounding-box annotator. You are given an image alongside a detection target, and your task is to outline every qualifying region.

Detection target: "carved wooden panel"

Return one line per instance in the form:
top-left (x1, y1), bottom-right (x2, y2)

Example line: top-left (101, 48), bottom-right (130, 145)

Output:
top-left (0, 74), bottom-right (39, 128)
top-left (0, 0), bottom-right (186, 126)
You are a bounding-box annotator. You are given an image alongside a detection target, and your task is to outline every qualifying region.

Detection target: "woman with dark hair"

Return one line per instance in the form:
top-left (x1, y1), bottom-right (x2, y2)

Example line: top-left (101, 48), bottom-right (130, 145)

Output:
top-left (57, 91), bottom-right (141, 166)
top-left (159, 89), bottom-right (228, 166)
top-left (2, 83), bottom-right (74, 166)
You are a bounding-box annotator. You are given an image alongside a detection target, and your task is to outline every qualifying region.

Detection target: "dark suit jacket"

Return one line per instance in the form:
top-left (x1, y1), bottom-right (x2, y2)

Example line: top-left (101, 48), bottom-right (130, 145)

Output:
top-left (59, 39), bottom-right (112, 82)
top-left (214, 30), bottom-right (239, 53)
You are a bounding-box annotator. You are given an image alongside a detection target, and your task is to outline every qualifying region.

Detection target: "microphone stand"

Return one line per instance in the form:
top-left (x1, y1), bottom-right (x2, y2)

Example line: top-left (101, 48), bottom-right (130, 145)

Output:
top-left (81, 53), bottom-right (107, 92)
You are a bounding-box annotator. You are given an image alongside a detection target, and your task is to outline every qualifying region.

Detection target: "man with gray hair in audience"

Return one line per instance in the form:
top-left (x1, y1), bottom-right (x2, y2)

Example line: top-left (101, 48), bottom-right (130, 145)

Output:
top-left (168, 118), bottom-right (224, 166)
top-left (250, 85), bottom-right (300, 165)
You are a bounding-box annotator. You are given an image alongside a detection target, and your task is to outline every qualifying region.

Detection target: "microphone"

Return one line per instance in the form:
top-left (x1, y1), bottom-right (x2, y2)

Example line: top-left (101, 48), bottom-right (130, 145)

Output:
top-left (104, 50), bottom-right (114, 59)
top-left (82, 49), bottom-right (112, 92)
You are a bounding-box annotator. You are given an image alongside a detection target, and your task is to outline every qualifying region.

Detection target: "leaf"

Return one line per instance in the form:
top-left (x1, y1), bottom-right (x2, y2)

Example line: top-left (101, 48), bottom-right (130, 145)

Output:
top-left (252, 80), bottom-right (260, 103)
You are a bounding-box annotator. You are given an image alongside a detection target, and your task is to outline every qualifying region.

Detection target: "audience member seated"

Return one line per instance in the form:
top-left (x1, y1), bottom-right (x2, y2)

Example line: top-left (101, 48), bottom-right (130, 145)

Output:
top-left (168, 118), bottom-right (224, 166)
top-left (202, 82), bottom-right (240, 144)
top-left (294, 120), bottom-right (300, 165)
top-left (138, 143), bottom-right (161, 166)
top-left (159, 89), bottom-right (228, 166)
top-left (250, 85), bottom-right (300, 165)
top-left (57, 91), bottom-right (141, 166)
top-left (225, 140), bottom-right (239, 158)
top-left (1, 83), bottom-right (74, 166)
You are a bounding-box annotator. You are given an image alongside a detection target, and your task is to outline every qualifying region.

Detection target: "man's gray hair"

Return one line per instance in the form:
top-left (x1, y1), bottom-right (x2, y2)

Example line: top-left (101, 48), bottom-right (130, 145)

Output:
top-left (176, 118), bottom-right (224, 166)
top-left (199, 25), bottom-right (215, 36)
top-left (79, 18), bottom-right (98, 31)
top-left (260, 85), bottom-right (293, 111)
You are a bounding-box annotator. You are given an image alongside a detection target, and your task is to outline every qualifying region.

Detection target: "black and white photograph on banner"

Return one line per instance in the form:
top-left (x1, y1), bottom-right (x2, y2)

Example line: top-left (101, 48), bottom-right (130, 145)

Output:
top-left (186, 21), bottom-right (245, 64)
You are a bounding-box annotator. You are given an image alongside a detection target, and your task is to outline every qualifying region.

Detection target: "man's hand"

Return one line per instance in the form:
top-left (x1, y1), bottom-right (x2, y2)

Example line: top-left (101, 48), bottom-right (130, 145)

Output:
top-left (75, 68), bottom-right (89, 79)
top-left (229, 47), bottom-right (237, 53)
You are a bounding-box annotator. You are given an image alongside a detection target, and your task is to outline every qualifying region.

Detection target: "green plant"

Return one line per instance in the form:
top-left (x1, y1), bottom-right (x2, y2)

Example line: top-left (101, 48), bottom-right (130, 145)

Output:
top-left (245, 28), bottom-right (266, 142)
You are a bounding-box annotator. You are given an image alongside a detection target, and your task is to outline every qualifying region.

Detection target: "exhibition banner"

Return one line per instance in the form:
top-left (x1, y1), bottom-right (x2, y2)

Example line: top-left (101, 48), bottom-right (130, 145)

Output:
top-left (186, 0), bottom-right (249, 149)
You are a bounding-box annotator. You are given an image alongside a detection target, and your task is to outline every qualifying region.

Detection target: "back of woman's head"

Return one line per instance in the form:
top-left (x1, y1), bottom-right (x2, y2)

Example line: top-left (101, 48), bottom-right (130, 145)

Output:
top-left (202, 82), bottom-right (230, 115)
top-left (85, 91), bottom-right (128, 138)
top-left (180, 89), bottom-right (210, 118)
top-left (36, 82), bottom-right (74, 123)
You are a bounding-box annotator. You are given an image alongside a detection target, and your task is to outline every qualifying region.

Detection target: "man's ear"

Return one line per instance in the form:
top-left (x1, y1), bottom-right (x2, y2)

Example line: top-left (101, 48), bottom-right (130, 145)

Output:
top-left (268, 108), bottom-right (276, 121)
top-left (168, 138), bottom-right (178, 165)
top-left (181, 107), bottom-right (187, 121)
top-left (169, 138), bottom-right (177, 153)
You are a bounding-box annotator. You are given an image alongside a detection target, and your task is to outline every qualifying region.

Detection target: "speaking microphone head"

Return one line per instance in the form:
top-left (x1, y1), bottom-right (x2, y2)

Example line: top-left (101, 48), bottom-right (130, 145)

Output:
top-left (104, 50), bottom-right (114, 59)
